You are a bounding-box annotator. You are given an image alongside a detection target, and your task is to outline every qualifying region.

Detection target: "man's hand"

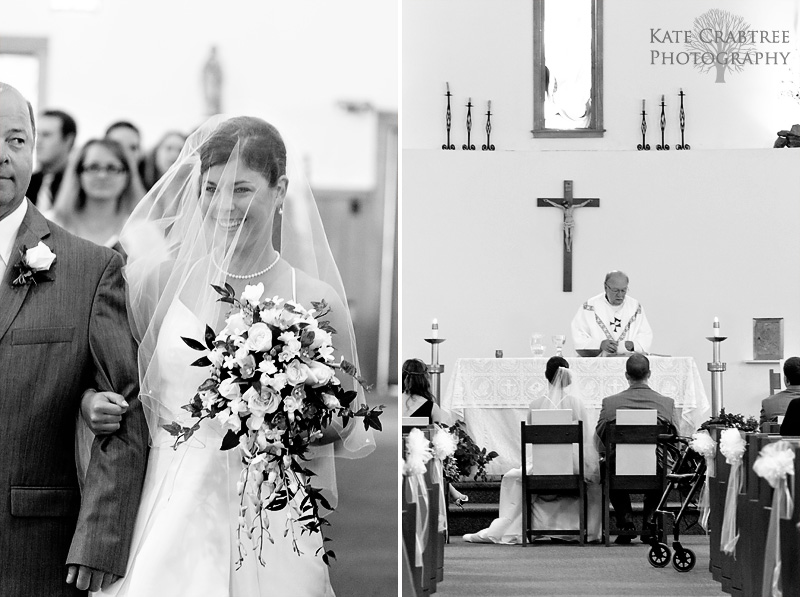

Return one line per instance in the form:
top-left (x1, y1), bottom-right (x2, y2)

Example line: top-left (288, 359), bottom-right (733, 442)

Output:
top-left (600, 339), bottom-right (618, 353)
top-left (80, 390), bottom-right (128, 435)
top-left (66, 565), bottom-right (120, 592)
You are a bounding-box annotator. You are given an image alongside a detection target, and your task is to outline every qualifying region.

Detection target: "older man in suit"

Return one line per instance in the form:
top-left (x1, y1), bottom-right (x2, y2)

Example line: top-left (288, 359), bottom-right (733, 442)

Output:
top-left (595, 353), bottom-right (678, 544)
top-left (0, 82), bottom-right (148, 596)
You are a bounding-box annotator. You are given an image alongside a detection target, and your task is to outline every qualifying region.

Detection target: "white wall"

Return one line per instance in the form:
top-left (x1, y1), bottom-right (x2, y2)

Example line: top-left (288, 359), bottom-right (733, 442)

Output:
top-left (403, 0), bottom-right (800, 150)
top-left (402, 148), bottom-right (800, 419)
top-left (401, 0), bottom-right (800, 421)
top-left (3, 0), bottom-right (398, 189)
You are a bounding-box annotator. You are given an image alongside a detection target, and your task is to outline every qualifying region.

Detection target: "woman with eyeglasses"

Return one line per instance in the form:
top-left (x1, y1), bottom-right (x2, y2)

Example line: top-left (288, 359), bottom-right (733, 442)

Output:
top-left (47, 138), bottom-right (146, 251)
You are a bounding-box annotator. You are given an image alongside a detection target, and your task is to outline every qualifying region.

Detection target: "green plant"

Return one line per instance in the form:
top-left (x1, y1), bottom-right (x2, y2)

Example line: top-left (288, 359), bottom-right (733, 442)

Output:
top-left (442, 420), bottom-right (499, 482)
top-left (699, 408), bottom-right (758, 433)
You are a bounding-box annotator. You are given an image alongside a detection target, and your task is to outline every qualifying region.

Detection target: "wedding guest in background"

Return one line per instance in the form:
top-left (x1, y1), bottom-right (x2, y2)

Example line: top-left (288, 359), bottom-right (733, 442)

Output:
top-left (48, 138), bottom-right (143, 250)
top-left (141, 130), bottom-right (186, 190)
top-left (105, 120), bottom-right (147, 182)
top-left (760, 356), bottom-right (800, 424)
top-left (402, 358), bottom-right (469, 506)
top-left (402, 358), bottom-right (445, 423)
top-left (779, 389), bottom-right (800, 435)
top-left (27, 109), bottom-right (76, 210)
top-left (571, 270), bottom-right (653, 356)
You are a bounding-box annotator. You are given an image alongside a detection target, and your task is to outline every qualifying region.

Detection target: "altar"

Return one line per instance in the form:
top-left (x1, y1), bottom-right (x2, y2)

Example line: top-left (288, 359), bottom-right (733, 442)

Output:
top-left (442, 356), bottom-right (711, 475)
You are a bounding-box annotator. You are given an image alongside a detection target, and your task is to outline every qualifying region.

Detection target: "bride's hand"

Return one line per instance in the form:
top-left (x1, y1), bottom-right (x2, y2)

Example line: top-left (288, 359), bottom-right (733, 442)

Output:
top-left (80, 389), bottom-right (129, 435)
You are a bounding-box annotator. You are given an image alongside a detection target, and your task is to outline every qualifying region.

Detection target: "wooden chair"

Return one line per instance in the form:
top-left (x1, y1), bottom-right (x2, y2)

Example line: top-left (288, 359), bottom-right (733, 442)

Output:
top-left (769, 369), bottom-right (782, 395)
top-left (520, 419), bottom-right (586, 545)
top-left (601, 416), bottom-right (669, 546)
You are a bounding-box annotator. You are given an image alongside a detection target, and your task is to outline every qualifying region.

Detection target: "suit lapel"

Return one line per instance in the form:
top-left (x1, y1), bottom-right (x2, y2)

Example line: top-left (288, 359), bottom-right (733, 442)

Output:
top-left (0, 202), bottom-right (52, 342)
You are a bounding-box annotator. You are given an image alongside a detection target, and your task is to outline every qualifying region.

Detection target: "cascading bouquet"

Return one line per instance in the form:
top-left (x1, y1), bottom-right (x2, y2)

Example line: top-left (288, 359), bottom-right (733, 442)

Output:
top-left (163, 282), bottom-right (383, 566)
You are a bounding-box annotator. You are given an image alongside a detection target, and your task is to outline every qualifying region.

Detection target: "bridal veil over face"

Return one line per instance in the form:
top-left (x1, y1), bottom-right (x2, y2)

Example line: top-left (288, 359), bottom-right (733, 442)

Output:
top-left (120, 115), bottom-right (375, 498)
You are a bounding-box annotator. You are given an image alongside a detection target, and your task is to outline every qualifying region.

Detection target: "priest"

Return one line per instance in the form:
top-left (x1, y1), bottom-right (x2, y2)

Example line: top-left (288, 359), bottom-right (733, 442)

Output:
top-left (571, 270), bottom-right (653, 355)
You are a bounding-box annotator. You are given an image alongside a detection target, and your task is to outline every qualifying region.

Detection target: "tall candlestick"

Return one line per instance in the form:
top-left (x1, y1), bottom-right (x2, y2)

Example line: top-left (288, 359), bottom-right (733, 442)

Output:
top-left (488, 100), bottom-right (491, 111)
top-left (431, 318), bottom-right (439, 339)
top-left (446, 81), bottom-right (450, 93)
top-left (713, 317), bottom-right (720, 337)
top-left (661, 94), bottom-right (665, 102)
top-left (642, 99), bottom-right (645, 111)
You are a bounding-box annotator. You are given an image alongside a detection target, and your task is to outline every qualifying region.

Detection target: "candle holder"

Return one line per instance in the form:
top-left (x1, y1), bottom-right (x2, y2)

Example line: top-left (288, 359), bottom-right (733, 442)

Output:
top-left (462, 99), bottom-right (476, 151)
top-left (442, 85), bottom-right (455, 150)
top-left (482, 105), bottom-right (495, 151)
top-left (706, 335), bottom-right (727, 417)
top-left (657, 97), bottom-right (669, 150)
top-left (425, 338), bottom-right (446, 403)
top-left (637, 108), bottom-right (650, 151)
top-left (675, 89), bottom-right (691, 150)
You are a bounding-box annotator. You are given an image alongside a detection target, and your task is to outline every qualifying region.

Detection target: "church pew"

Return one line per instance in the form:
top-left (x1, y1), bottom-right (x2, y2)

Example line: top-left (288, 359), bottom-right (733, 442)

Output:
top-left (402, 474), bottom-right (423, 597)
top-left (706, 425), bottom-right (724, 581)
top-left (779, 438), bottom-right (800, 597)
top-left (715, 444), bottom-right (736, 593)
top-left (741, 434), bottom-right (778, 597)
top-left (424, 448), bottom-right (441, 594)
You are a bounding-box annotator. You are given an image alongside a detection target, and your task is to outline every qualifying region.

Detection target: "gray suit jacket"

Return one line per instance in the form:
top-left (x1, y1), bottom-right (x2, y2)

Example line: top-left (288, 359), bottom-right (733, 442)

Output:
top-left (760, 387), bottom-right (800, 423)
top-left (0, 202), bottom-right (148, 596)
top-left (595, 382), bottom-right (677, 453)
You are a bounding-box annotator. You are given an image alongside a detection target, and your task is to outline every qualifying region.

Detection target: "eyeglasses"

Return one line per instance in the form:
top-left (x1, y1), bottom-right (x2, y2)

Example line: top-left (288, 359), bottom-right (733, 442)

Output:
top-left (604, 284), bottom-right (628, 295)
top-left (80, 163), bottom-right (127, 175)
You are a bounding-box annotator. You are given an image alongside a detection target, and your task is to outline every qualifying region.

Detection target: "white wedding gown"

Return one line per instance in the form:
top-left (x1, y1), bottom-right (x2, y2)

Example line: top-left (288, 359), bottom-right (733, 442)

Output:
top-left (96, 299), bottom-right (334, 596)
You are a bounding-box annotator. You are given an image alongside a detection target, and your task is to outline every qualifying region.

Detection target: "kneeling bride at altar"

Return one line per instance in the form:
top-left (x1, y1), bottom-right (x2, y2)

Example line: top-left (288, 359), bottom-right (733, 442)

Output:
top-left (463, 356), bottom-right (602, 544)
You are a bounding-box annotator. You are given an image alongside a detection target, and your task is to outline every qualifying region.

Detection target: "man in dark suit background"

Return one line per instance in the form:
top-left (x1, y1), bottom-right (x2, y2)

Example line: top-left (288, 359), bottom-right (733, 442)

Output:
top-left (595, 354), bottom-right (678, 543)
top-left (761, 356), bottom-right (800, 424)
top-left (0, 82), bottom-right (148, 595)
top-left (26, 109), bottom-right (76, 210)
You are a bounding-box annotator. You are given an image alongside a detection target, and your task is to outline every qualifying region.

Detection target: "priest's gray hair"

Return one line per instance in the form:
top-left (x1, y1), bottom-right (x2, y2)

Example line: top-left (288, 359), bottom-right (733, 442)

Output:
top-left (604, 270), bottom-right (629, 285)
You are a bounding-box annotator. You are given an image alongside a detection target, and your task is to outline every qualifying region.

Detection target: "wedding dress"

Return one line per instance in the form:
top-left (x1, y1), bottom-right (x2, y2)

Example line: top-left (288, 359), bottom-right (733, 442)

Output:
top-left (96, 297), bottom-right (333, 597)
top-left (464, 368), bottom-right (602, 544)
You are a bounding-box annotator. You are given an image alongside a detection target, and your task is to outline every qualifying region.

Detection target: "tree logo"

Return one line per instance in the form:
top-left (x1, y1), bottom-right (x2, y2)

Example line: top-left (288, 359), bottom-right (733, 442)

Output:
top-left (685, 9), bottom-right (755, 83)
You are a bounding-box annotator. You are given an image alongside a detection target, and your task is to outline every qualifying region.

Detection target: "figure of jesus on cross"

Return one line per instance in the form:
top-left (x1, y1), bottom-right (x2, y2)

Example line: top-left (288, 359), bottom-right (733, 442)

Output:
top-left (537, 180), bottom-right (600, 292)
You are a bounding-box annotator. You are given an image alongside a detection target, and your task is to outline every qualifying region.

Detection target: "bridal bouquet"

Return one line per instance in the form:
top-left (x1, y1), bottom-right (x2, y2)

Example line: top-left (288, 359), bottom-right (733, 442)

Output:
top-left (163, 282), bottom-right (383, 566)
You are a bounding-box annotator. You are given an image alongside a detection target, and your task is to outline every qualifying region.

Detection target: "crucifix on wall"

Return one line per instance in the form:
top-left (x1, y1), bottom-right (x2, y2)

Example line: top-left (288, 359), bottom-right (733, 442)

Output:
top-left (537, 180), bottom-right (599, 292)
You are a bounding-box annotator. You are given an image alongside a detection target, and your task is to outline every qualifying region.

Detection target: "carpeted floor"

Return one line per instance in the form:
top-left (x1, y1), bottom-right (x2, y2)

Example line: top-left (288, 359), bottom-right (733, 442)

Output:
top-left (434, 536), bottom-right (727, 597)
top-left (327, 394), bottom-right (398, 596)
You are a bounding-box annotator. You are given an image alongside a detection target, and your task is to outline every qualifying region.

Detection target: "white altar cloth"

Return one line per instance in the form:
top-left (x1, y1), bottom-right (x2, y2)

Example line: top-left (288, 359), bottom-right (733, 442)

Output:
top-left (442, 356), bottom-right (710, 475)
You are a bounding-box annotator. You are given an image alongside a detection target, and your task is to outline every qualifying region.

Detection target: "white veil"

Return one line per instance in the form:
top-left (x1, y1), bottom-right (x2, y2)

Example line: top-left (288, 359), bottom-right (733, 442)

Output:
top-left (535, 366), bottom-right (600, 483)
top-left (120, 115), bottom-right (375, 503)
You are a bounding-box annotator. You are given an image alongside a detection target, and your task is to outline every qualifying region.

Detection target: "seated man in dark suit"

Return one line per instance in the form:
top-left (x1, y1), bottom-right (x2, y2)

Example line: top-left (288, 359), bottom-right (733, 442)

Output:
top-left (595, 354), bottom-right (678, 544)
top-left (779, 395), bottom-right (800, 435)
top-left (761, 356), bottom-right (800, 425)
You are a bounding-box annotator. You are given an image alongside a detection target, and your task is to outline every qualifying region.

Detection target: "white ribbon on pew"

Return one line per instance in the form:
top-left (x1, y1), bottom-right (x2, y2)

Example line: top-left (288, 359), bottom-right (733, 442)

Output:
top-left (720, 428), bottom-right (747, 554)
top-left (404, 428), bottom-right (434, 567)
top-left (689, 429), bottom-right (716, 530)
top-left (753, 440), bottom-right (795, 597)
top-left (432, 426), bottom-right (458, 533)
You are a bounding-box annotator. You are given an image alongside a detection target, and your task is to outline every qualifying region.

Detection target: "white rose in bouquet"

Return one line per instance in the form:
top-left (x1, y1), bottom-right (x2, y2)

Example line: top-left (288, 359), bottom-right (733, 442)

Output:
top-left (245, 322), bottom-right (272, 352)
top-left (285, 360), bottom-right (310, 386)
top-left (305, 360), bottom-right (335, 386)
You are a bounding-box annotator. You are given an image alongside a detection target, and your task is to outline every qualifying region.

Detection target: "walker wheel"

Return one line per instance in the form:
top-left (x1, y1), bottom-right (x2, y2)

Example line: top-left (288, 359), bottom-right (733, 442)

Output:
top-left (672, 548), bottom-right (695, 572)
top-left (647, 543), bottom-right (671, 568)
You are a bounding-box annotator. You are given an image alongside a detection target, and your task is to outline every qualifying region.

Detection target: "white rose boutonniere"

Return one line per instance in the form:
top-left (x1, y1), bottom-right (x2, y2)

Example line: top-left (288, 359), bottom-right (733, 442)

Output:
top-left (11, 242), bottom-right (56, 287)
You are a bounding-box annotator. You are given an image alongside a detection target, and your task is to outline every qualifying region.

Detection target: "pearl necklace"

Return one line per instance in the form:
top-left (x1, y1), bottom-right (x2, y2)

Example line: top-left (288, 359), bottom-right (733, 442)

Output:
top-left (215, 251), bottom-right (281, 280)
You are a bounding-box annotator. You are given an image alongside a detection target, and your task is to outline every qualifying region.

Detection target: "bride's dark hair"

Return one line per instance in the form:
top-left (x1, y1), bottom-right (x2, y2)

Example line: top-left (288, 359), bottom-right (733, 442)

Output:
top-left (402, 358), bottom-right (436, 401)
top-left (545, 356), bottom-right (569, 385)
top-left (199, 116), bottom-right (286, 185)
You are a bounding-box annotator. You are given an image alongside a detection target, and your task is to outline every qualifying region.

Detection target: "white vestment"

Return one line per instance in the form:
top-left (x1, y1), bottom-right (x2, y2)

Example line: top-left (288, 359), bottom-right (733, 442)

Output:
top-left (570, 293), bottom-right (653, 353)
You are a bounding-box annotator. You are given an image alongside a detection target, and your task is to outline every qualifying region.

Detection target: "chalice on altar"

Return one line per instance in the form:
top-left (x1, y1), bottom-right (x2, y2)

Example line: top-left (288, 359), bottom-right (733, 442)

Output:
top-left (530, 333), bottom-right (545, 357)
top-left (552, 334), bottom-right (566, 356)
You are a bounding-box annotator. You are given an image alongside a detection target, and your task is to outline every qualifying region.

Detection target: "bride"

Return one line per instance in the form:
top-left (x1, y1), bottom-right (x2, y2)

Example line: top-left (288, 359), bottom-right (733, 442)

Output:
top-left (82, 116), bottom-right (375, 596)
top-left (463, 356), bottom-right (601, 544)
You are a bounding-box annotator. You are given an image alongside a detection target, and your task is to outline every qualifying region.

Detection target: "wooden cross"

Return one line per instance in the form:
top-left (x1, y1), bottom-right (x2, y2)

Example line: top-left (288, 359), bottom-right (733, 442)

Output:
top-left (537, 180), bottom-right (599, 293)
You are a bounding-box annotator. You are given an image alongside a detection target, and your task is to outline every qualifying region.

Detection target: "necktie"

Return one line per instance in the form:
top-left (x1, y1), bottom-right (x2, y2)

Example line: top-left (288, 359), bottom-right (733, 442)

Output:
top-left (37, 172), bottom-right (54, 211)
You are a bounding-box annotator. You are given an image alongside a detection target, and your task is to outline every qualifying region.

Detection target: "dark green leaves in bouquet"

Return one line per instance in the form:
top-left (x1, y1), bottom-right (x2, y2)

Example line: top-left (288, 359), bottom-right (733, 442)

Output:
top-left (181, 336), bottom-right (207, 351)
top-left (204, 324), bottom-right (216, 350)
top-left (310, 299), bottom-right (331, 319)
top-left (182, 393), bottom-right (204, 417)
top-left (221, 429), bottom-right (242, 451)
top-left (211, 282), bottom-right (236, 304)
top-left (190, 355), bottom-right (212, 367)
